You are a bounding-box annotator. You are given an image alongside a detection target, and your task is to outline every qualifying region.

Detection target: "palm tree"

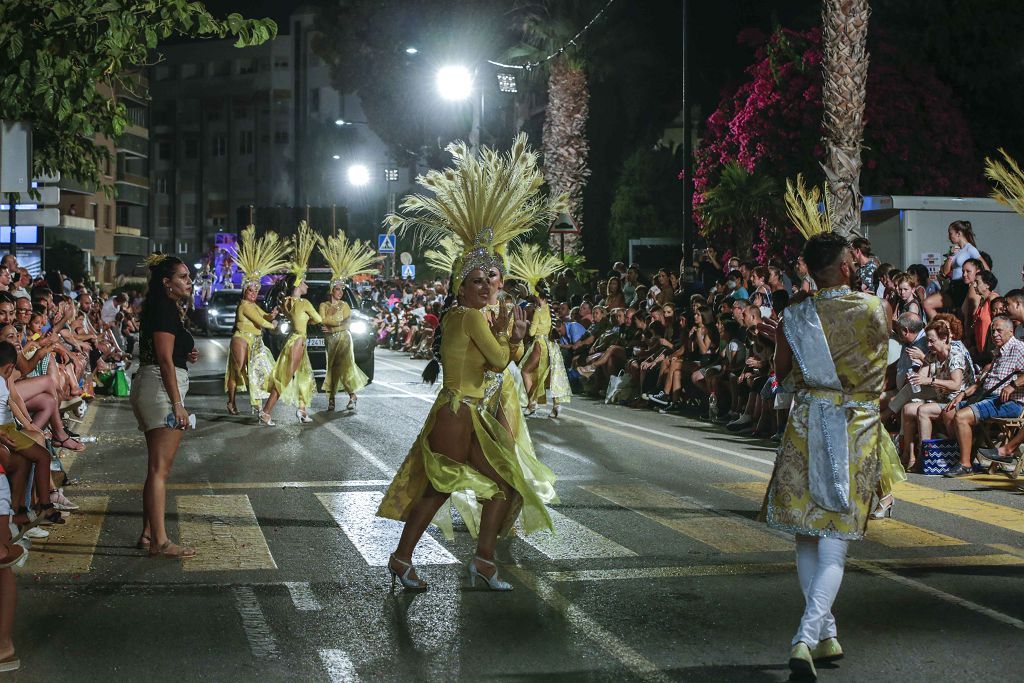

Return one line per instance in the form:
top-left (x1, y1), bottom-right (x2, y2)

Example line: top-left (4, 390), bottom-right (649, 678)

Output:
top-left (700, 162), bottom-right (780, 258)
top-left (508, 2), bottom-right (597, 254)
top-left (820, 0), bottom-right (871, 237)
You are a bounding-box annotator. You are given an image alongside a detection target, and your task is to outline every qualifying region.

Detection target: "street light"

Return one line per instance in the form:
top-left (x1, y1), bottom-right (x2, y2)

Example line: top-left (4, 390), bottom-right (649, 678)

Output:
top-left (347, 164), bottom-right (371, 187)
top-left (405, 46), bottom-right (419, 55)
top-left (437, 65), bottom-right (473, 101)
top-left (332, 154), bottom-right (341, 160)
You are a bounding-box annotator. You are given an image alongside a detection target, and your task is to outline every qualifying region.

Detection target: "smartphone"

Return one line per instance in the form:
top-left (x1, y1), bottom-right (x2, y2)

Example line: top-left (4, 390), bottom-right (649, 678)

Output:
top-left (30, 333), bottom-right (40, 341)
top-left (165, 413), bottom-right (197, 429)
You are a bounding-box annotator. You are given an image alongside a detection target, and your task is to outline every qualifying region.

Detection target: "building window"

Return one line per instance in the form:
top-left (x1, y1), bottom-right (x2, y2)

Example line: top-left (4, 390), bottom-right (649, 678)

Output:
top-left (239, 130), bottom-right (254, 155)
top-left (180, 63), bottom-right (201, 79)
top-left (105, 204), bottom-right (113, 230)
top-left (310, 88), bottom-right (320, 113)
top-left (155, 176), bottom-right (168, 194)
top-left (235, 105), bottom-right (249, 119)
top-left (247, 163), bottom-right (254, 177)
top-left (212, 217), bottom-right (226, 231)
top-left (158, 141), bottom-right (173, 160)
top-left (238, 59), bottom-right (256, 75)
top-left (209, 60), bottom-right (230, 77)
top-left (154, 65), bottom-right (174, 81)
top-left (212, 135), bottom-right (227, 157)
top-left (176, 240), bottom-right (190, 254)
top-left (184, 138), bottom-right (199, 159)
top-left (274, 130), bottom-right (289, 144)
top-left (183, 203), bottom-right (196, 227)
top-left (157, 204), bottom-right (171, 227)
top-left (207, 105), bottom-right (222, 122)
top-left (274, 56), bottom-right (289, 69)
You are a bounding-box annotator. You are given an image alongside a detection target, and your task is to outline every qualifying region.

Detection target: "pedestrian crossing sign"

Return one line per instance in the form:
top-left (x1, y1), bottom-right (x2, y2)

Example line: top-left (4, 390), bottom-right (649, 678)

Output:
top-left (377, 233), bottom-right (396, 254)
top-left (401, 264), bottom-right (416, 279)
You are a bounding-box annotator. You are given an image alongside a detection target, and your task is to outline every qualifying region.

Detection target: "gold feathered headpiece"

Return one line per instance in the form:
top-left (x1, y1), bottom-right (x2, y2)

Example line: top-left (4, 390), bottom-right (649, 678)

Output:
top-left (423, 235), bottom-right (463, 276)
top-left (142, 253), bottom-right (170, 269)
top-left (288, 221), bottom-right (323, 287)
top-left (508, 243), bottom-right (564, 294)
top-left (319, 232), bottom-right (380, 289)
top-left (785, 174), bottom-right (832, 240)
top-left (234, 225), bottom-right (292, 290)
top-left (985, 148), bottom-right (1024, 217)
top-left (384, 133), bottom-right (567, 291)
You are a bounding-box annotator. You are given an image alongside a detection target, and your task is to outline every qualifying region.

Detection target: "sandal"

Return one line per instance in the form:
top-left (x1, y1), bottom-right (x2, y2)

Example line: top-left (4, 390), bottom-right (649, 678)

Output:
top-left (136, 534), bottom-right (151, 550)
top-left (0, 546), bottom-right (26, 569)
top-left (346, 395), bottom-right (356, 411)
top-left (0, 653), bottom-right (20, 672)
top-left (33, 504), bottom-right (65, 525)
top-left (50, 488), bottom-right (79, 511)
top-left (327, 396), bottom-right (336, 411)
top-left (149, 541), bottom-right (196, 559)
top-left (52, 435), bottom-right (85, 452)
top-left (226, 401), bottom-right (239, 416)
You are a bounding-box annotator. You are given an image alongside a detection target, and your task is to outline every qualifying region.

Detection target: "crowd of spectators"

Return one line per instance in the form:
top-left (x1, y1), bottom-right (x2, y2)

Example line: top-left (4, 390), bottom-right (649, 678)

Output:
top-left (377, 220), bottom-right (1024, 482)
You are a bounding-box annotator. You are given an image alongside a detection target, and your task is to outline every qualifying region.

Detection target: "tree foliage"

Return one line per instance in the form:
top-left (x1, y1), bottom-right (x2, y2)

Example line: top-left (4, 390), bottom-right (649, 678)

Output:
top-left (0, 0), bottom-right (277, 191)
top-left (607, 145), bottom-right (684, 260)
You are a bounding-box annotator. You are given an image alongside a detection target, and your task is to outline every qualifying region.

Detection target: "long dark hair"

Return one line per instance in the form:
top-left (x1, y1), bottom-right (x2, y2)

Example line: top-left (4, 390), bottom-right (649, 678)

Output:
top-left (422, 275), bottom-right (456, 385)
top-left (141, 254), bottom-right (186, 327)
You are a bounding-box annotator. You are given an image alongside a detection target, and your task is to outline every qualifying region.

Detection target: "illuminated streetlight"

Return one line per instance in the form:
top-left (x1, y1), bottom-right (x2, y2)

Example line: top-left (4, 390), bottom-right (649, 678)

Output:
top-left (437, 65), bottom-right (472, 101)
top-left (347, 164), bottom-right (371, 186)
top-left (332, 154), bottom-right (341, 160)
top-left (405, 47), bottom-right (418, 55)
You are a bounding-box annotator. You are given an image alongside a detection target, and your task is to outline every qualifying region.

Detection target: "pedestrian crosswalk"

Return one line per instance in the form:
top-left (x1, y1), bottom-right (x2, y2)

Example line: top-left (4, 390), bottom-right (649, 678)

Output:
top-left (15, 478), bottom-right (1024, 576)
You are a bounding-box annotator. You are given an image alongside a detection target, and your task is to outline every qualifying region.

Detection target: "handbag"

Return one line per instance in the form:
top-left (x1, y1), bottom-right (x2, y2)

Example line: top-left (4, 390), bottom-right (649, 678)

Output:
top-left (962, 372), bottom-right (1016, 406)
top-left (605, 371), bottom-right (635, 404)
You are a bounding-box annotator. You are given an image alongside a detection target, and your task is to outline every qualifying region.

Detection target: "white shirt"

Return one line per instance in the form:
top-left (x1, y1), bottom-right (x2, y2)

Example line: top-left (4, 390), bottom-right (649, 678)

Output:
top-left (950, 244), bottom-right (981, 280)
top-left (0, 376), bottom-right (12, 425)
top-left (100, 299), bottom-right (118, 325)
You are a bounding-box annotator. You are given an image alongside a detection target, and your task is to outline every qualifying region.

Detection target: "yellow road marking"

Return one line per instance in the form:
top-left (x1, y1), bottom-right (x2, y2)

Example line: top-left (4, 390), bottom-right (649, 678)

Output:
top-left (896, 482), bottom-right (1024, 535)
top-left (177, 494), bottom-right (277, 571)
top-left (714, 482), bottom-right (966, 548)
top-left (546, 553), bottom-right (1024, 583)
top-left (583, 484), bottom-right (790, 553)
top-left (18, 496), bottom-right (109, 574)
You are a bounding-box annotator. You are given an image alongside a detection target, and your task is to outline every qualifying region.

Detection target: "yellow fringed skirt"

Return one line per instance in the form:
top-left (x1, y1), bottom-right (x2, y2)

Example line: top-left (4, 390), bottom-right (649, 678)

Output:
top-left (323, 330), bottom-right (368, 395)
top-left (377, 387), bottom-right (558, 540)
top-left (224, 330), bottom-right (276, 406)
top-left (523, 338), bottom-right (551, 405)
top-left (269, 333), bottom-right (316, 407)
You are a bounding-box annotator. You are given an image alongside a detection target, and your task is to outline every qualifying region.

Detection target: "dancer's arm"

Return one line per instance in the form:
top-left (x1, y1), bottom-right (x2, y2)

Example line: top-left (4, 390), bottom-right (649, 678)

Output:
top-left (464, 308), bottom-right (513, 371)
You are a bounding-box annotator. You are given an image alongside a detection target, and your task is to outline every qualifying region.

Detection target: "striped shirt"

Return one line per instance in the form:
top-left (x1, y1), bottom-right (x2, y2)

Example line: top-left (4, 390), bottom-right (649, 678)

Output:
top-left (984, 335), bottom-right (1024, 402)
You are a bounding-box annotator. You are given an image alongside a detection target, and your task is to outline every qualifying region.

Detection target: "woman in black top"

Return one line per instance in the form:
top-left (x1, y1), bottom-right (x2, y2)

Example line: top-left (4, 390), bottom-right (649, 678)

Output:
top-left (129, 254), bottom-right (198, 559)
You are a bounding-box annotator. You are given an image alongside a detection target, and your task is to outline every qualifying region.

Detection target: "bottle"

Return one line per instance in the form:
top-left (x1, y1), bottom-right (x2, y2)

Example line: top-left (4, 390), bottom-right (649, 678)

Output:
top-left (708, 394), bottom-right (719, 421)
top-left (910, 359), bottom-right (923, 394)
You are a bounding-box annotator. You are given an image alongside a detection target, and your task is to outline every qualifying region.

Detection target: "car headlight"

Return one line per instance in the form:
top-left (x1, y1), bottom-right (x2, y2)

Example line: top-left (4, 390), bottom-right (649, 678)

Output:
top-left (207, 308), bottom-right (219, 317)
top-left (279, 321), bottom-right (291, 335)
top-left (349, 320), bottom-right (368, 335)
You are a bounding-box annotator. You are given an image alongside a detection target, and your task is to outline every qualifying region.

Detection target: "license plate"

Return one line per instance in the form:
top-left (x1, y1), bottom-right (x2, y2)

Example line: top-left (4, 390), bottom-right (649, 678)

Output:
top-left (306, 337), bottom-right (325, 347)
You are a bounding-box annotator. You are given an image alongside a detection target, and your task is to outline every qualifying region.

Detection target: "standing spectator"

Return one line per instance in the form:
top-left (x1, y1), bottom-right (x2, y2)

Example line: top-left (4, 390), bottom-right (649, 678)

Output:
top-left (851, 237), bottom-right (879, 290)
top-left (940, 220), bottom-right (982, 309)
top-left (622, 266), bottom-right (640, 303)
top-left (129, 255), bottom-right (197, 559)
top-left (973, 270), bottom-right (1000, 353)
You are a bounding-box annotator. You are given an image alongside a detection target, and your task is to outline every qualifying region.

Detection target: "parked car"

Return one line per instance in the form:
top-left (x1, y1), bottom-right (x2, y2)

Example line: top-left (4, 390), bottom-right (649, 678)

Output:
top-left (262, 270), bottom-right (375, 383)
top-left (191, 289), bottom-right (241, 336)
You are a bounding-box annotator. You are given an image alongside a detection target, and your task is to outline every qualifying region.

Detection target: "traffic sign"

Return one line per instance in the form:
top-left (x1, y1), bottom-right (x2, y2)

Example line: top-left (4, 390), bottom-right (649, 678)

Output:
top-left (378, 233), bottom-right (396, 253)
top-left (548, 211), bottom-right (581, 235)
top-left (401, 264), bottom-right (416, 279)
top-left (400, 251), bottom-right (412, 265)
top-left (10, 208), bottom-right (59, 227)
top-left (32, 186), bottom-right (60, 205)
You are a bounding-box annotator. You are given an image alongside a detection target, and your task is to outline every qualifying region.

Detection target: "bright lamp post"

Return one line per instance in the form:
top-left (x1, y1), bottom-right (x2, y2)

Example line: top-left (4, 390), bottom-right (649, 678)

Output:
top-left (437, 64), bottom-right (482, 153)
top-left (347, 164), bottom-right (371, 187)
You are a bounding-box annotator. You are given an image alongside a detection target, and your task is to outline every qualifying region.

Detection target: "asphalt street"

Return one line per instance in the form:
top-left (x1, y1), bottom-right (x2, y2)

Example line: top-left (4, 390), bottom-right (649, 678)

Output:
top-left (12, 337), bottom-right (1024, 682)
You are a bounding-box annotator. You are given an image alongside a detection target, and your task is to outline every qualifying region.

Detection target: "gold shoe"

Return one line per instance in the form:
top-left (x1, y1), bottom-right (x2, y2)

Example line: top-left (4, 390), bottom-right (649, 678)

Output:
top-left (811, 637), bottom-right (843, 662)
top-left (788, 642), bottom-right (817, 681)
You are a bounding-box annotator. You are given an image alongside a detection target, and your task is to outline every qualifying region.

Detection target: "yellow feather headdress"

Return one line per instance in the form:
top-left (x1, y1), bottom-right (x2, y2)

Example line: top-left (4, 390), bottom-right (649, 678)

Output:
top-left (142, 253), bottom-right (169, 269)
top-left (234, 225), bottom-right (292, 290)
top-left (384, 133), bottom-right (568, 290)
top-left (288, 221), bottom-right (324, 287)
top-left (508, 243), bottom-right (564, 294)
top-left (985, 148), bottom-right (1024, 217)
top-left (785, 174), bottom-right (832, 240)
top-left (423, 235), bottom-right (463, 276)
top-left (319, 232), bottom-right (380, 288)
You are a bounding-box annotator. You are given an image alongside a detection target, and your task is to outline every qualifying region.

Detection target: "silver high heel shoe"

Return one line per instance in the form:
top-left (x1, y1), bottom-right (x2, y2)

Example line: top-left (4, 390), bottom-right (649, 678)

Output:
top-left (388, 553), bottom-right (427, 591)
top-left (346, 395), bottom-right (357, 411)
top-left (870, 495), bottom-right (895, 519)
top-left (467, 556), bottom-right (513, 591)
top-left (296, 409), bottom-right (313, 424)
top-left (258, 411), bottom-right (276, 427)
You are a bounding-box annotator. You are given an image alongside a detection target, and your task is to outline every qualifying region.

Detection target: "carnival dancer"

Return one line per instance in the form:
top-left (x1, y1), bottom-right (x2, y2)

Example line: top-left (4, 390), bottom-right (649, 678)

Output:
top-left (510, 244), bottom-right (571, 417)
top-left (225, 226), bottom-right (290, 416)
top-left (317, 233), bottom-right (378, 411)
top-left (765, 232), bottom-right (896, 680)
top-left (378, 134), bottom-right (564, 591)
top-left (260, 222), bottom-right (323, 425)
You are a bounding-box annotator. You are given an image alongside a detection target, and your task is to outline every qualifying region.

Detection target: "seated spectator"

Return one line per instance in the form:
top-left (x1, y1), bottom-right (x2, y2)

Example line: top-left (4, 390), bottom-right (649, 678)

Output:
top-left (941, 316), bottom-right (1024, 477)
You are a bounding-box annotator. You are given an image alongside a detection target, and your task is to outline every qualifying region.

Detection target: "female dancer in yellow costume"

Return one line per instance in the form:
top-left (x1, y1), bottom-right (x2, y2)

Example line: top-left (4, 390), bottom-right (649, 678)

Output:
top-left (510, 244), bottom-right (572, 418)
top-left (225, 226), bottom-right (290, 415)
top-left (317, 233), bottom-right (378, 411)
top-left (378, 134), bottom-right (566, 591)
top-left (260, 222), bottom-right (323, 426)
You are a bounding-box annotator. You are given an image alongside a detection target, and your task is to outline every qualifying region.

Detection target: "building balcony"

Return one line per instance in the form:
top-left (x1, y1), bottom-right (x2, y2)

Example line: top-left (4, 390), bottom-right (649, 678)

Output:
top-left (115, 225), bottom-right (142, 237)
top-left (58, 176), bottom-right (97, 195)
top-left (46, 217), bottom-right (97, 250)
top-left (119, 172), bottom-right (150, 189)
top-left (114, 181), bottom-right (150, 206)
top-left (115, 232), bottom-right (150, 256)
top-left (60, 215), bottom-right (96, 230)
top-left (115, 131), bottom-right (149, 157)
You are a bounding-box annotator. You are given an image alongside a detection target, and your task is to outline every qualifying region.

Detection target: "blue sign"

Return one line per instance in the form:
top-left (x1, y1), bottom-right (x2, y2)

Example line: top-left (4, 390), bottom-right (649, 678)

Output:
top-left (401, 264), bottom-right (416, 279)
top-left (377, 233), bottom-right (396, 253)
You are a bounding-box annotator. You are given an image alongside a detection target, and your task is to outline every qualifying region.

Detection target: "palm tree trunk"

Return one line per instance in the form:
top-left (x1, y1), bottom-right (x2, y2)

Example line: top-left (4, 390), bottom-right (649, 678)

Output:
top-left (543, 56), bottom-right (591, 253)
top-left (820, 0), bottom-right (870, 237)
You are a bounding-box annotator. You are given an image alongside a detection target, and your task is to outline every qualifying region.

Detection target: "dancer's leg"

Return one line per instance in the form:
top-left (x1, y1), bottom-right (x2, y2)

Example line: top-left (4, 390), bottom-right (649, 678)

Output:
top-left (794, 536), bottom-right (847, 645)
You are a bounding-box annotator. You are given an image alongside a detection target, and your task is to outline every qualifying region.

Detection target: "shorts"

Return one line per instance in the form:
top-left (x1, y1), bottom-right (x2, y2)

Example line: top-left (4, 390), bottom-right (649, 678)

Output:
top-left (959, 397), bottom-right (1024, 422)
top-left (0, 475), bottom-right (10, 516)
top-left (130, 364), bottom-right (190, 432)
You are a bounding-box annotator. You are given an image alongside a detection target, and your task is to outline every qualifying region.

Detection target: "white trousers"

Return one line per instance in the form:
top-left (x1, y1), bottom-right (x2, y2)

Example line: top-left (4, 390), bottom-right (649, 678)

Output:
top-left (793, 535), bottom-right (849, 646)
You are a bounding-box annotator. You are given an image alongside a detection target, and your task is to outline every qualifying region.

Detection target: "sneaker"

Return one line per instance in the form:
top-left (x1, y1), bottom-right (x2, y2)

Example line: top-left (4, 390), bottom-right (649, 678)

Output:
top-left (726, 414), bottom-right (752, 431)
top-left (25, 526), bottom-right (49, 539)
top-left (943, 464), bottom-right (975, 478)
top-left (648, 392), bottom-right (670, 406)
top-left (658, 402), bottom-right (682, 415)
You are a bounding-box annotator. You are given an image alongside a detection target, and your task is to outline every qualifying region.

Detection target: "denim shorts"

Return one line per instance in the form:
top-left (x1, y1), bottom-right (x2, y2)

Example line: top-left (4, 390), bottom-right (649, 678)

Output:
top-left (959, 397), bottom-right (1024, 421)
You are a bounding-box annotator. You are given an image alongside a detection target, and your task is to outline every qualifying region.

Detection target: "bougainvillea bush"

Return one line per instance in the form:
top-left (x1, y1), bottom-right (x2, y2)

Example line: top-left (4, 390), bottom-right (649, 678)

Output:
top-left (693, 26), bottom-right (986, 260)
